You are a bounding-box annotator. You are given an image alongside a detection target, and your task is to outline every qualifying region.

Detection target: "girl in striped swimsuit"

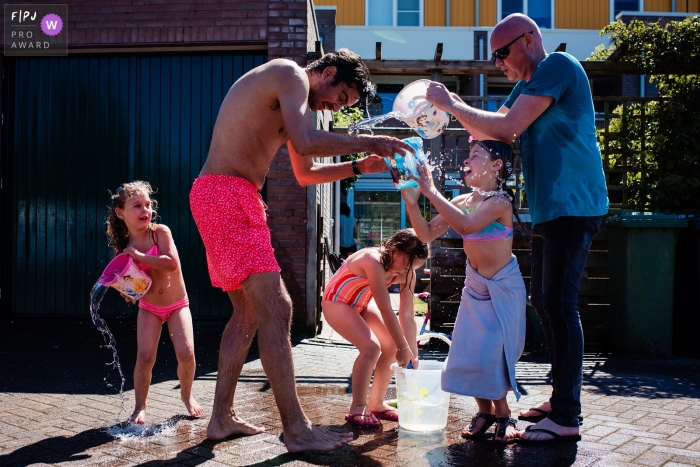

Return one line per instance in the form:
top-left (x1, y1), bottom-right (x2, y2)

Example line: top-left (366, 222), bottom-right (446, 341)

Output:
top-left (322, 229), bottom-right (429, 429)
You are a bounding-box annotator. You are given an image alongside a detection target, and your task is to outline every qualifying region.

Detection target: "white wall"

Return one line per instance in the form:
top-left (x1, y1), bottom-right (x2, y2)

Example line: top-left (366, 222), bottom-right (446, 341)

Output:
top-left (336, 26), bottom-right (610, 61)
top-left (336, 27), bottom-right (479, 60)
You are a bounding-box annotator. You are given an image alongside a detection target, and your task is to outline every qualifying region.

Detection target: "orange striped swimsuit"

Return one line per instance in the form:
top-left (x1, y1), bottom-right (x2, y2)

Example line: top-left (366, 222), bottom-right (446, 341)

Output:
top-left (323, 262), bottom-right (398, 312)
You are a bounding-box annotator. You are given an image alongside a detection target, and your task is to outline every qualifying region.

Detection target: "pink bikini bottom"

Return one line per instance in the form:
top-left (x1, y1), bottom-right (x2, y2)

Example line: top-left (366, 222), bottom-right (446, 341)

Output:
top-left (139, 295), bottom-right (189, 322)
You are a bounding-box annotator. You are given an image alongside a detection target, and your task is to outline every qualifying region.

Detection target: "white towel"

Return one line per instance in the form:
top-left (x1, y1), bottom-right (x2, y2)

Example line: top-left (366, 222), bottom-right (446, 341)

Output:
top-left (441, 255), bottom-right (526, 400)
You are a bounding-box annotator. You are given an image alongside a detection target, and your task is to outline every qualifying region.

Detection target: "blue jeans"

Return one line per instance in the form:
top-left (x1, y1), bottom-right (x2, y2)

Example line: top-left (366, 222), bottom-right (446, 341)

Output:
top-left (530, 216), bottom-right (602, 428)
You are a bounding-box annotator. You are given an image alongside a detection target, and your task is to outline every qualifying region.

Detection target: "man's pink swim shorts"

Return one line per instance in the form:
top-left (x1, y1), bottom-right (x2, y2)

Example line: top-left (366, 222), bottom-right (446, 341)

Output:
top-left (190, 174), bottom-right (281, 291)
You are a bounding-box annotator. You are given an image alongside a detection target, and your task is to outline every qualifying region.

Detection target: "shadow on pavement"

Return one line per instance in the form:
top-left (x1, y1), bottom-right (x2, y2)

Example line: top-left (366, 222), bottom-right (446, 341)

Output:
top-left (0, 415), bottom-right (198, 466)
top-left (0, 318), bottom-right (253, 394)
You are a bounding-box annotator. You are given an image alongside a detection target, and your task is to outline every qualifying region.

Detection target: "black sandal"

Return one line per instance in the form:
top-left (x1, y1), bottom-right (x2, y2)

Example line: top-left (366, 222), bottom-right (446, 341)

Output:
top-left (493, 417), bottom-right (518, 444)
top-left (518, 407), bottom-right (584, 425)
top-left (461, 412), bottom-right (496, 439)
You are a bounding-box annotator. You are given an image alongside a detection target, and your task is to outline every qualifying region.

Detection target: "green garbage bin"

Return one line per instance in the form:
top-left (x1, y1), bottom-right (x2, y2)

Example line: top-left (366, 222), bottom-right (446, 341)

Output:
top-left (604, 211), bottom-right (687, 357)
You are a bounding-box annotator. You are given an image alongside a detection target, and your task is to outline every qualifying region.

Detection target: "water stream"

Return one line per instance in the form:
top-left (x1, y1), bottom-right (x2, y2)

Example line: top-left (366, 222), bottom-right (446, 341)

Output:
top-left (89, 282), bottom-right (127, 421)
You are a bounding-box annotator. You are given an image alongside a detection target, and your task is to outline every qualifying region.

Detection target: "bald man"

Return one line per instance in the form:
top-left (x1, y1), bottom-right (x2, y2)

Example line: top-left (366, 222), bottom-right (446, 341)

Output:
top-left (426, 13), bottom-right (608, 443)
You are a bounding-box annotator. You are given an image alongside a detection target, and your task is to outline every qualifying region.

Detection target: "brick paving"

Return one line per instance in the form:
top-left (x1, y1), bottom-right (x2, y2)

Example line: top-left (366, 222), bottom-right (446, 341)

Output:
top-left (2, 312), bottom-right (700, 467)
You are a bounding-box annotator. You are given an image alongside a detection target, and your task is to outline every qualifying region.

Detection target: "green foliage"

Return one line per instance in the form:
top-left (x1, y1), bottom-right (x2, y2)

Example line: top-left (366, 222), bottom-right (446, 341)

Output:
top-left (332, 107), bottom-right (364, 128)
top-left (592, 17), bottom-right (700, 212)
top-left (333, 108), bottom-right (365, 194)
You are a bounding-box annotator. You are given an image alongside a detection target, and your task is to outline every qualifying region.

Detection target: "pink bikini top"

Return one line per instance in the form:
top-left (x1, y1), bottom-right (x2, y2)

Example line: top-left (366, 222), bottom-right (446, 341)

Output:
top-left (137, 227), bottom-right (160, 272)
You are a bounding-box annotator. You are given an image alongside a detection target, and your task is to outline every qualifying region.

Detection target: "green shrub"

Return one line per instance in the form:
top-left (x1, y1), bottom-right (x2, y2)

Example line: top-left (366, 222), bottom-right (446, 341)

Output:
top-left (591, 17), bottom-right (700, 212)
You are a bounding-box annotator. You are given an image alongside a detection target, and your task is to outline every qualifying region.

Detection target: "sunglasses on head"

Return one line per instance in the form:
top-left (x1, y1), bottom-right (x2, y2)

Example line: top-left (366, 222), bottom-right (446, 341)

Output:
top-left (491, 31), bottom-right (534, 61)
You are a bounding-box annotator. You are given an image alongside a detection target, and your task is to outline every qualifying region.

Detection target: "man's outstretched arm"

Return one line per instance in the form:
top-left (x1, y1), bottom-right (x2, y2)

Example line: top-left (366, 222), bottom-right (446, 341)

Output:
top-left (288, 141), bottom-right (387, 187)
top-left (426, 82), bottom-right (552, 142)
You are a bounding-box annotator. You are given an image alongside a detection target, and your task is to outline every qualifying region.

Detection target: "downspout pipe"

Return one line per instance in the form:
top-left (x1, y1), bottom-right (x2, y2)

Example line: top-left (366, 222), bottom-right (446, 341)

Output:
top-left (334, 157), bottom-right (340, 250)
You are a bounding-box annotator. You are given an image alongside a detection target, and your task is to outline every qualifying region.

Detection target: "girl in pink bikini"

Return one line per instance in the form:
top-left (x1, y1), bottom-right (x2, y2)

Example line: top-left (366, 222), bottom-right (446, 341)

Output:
top-left (322, 229), bottom-right (429, 428)
top-left (107, 181), bottom-right (203, 425)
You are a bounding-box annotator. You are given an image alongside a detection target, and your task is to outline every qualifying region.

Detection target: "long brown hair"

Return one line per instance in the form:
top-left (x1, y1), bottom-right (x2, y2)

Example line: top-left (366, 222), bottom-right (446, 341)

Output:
top-left (379, 228), bottom-right (430, 291)
top-left (106, 181), bottom-right (158, 253)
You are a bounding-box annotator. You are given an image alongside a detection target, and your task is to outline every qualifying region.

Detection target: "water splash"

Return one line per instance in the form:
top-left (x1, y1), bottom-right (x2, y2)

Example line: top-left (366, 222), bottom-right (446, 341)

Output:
top-left (89, 282), bottom-right (126, 421)
top-left (106, 418), bottom-right (178, 440)
top-left (348, 111), bottom-right (414, 135)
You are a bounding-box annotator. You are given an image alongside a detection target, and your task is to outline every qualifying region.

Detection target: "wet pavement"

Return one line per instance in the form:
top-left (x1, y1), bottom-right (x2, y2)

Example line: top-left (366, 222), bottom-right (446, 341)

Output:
top-left (2, 312), bottom-right (700, 467)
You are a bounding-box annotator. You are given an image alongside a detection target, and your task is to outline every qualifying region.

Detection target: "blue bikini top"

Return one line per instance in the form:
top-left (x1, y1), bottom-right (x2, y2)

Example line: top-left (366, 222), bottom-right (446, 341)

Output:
top-left (459, 195), bottom-right (514, 242)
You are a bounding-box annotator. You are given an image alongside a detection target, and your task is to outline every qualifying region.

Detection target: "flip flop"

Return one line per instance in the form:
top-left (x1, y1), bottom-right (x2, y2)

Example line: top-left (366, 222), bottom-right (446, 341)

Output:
top-left (518, 426), bottom-right (581, 444)
top-left (518, 407), bottom-right (584, 425)
top-left (371, 409), bottom-right (399, 422)
top-left (345, 413), bottom-right (381, 429)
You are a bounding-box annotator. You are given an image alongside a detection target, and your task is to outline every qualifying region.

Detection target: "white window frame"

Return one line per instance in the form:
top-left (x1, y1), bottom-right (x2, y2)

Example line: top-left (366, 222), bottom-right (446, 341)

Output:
top-left (365, 0), bottom-right (424, 27)
top-left (497, 0), bottom-right (555, 29)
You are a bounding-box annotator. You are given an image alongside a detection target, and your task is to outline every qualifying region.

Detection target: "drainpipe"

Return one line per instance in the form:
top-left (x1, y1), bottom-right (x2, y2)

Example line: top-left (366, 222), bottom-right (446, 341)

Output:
top-left (478, 36), bottom-right (484, 100)
top-left (640, 75), bottom-right (645, 98)
top-left (672, 0), bottom-right (676, 11)
top-left (334, 156), bottom-right (340, 250)
top-left (446, 0), bottom-right (450, 26)
top-left (475, 0), bottom-right (480, 26)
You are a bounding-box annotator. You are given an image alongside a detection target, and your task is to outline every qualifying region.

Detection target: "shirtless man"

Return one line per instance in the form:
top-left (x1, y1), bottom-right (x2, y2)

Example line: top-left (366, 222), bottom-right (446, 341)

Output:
top-left (189, 49), bottom-right (412, 452)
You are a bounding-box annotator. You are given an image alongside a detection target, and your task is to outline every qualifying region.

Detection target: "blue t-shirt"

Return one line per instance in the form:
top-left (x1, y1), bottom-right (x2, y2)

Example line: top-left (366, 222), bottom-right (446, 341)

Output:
top-left (504, 52), bottom-right (609, 226)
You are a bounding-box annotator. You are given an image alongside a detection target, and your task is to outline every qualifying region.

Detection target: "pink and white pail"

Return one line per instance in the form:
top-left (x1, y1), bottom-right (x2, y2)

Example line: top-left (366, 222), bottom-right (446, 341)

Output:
top-left (98, 254), bottom-right (152, 301)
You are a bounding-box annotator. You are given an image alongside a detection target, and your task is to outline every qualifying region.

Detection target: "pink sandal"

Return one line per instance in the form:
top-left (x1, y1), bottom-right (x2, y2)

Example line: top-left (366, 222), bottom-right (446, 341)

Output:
top-left (371, 409), bottom-right (399, 422)
top-left (345, 413), bottom-right (381, 428)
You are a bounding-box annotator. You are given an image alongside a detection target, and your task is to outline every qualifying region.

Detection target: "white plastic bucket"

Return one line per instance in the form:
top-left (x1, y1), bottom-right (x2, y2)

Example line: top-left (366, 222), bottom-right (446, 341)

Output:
top-left (391, 360), bottom-right (450, 432)
top-left (98, 254), bottom-right (152, 301)
top-left (392, 79), bottom-right (450, 140)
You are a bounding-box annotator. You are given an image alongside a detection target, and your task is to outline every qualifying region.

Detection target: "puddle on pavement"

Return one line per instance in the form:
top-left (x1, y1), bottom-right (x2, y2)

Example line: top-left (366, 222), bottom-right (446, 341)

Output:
top-left (107, 419), bottom-right (182, 440)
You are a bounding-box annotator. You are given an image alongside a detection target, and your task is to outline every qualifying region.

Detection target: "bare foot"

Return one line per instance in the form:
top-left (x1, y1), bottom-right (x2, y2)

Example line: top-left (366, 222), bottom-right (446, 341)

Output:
top-left (129, 407), bottom-right (146, 425)
top-left (284, 420), bottom-right (354, 453)
top-left (367, 401), bottom-right (394, 414)
top-left (183, 395), bottom-right (204, 417)
top-left (519, 400), bottom-right (551, 418)
top-left (207, 413), bottom-right (265, 440)
top-left (518, 417), bottom-right (579, 441)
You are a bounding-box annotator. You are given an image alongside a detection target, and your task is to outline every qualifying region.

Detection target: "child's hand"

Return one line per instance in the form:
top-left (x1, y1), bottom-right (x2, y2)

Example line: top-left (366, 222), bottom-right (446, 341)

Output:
top-left (120, 292), bottom-right (136, 304)
top-left (395, 347), bottom-right (414, 368)
top-left (411, 161), bottom-right (438, 195)
top-left (401, 186), bottom-right (421, 205)
top-left (122, 245), bottom-right (141, 258)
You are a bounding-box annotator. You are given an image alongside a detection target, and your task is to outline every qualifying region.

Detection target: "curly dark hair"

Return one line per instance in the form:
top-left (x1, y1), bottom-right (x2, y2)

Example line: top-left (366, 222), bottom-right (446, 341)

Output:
top-left (106, 181), bottom-right (158, 254)
top-left (306, 48), bottom-right (375, 104)
top-left (378, 228), bottom-right (430, 292)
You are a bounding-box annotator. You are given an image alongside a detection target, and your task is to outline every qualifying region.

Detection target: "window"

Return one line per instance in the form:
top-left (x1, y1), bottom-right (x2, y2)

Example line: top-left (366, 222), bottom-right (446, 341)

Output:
top-left (528, 0), bottom-right (551, 29)
top-left (614, 0), bottom-right (639, 16)
top-left (367, 0), bottom-right (422, 27)
top-left (501, 0), bottom-right (552, 29)
top-left (502, 0), bottom-right (523, 19)
top-left (397, 0), bottom-right (420, 26)
top-left (368, 0), bottom-right (393, 26)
